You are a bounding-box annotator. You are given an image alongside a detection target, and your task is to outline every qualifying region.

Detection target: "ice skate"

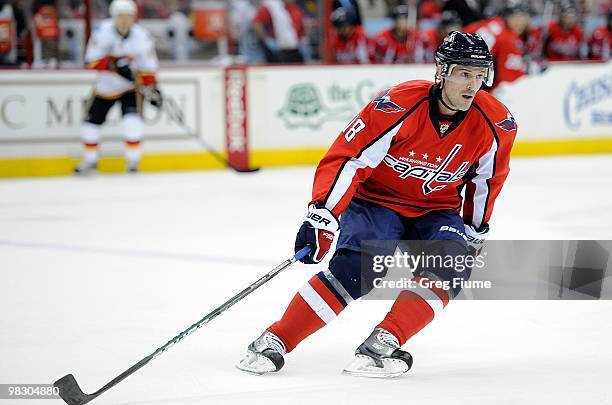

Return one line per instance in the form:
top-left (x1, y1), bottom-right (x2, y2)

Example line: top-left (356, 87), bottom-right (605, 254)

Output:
top-left (127, 161), bottom-right (139, 173)
top-left (343, 328), bottom-right (413, 378)
top-left (73, 160), bottom-right (98, 175)
top-left (236, 330), bottom-right (285, 375)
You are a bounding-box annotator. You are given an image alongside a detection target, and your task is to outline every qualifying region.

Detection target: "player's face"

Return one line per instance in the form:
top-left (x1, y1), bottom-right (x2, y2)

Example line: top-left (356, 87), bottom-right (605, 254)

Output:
top-left (395, 16), bottom-right (408, 32)
top-left (114, 14), bottom-right (135, 35)
top-left (560, 13), bottom-right (577, 29)
top-left (507, 12), bottom-right (530, 35)
top-left (441, 66), bottom-right (487, 111)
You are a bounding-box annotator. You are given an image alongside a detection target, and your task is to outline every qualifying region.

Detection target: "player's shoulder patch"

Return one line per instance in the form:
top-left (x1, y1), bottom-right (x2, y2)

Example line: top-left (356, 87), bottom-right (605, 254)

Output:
top-left (371, 88), bottom-right (406, 113)
top-left (473, 90), bottom-right (517, 133)
top-left (495, 112), bottom-right (517, 132)
top-left (371, 80), bottom-right (431, 114)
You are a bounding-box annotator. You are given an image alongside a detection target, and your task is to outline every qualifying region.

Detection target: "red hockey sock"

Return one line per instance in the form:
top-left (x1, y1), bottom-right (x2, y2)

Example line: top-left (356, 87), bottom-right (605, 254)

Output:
top-left (268, 272), bottom-right (347, 353)
top-left (377, 278), bottom-right (450, 345)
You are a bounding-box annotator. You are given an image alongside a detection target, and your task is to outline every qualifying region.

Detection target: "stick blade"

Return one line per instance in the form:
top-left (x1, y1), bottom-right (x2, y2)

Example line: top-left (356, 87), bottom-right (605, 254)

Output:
top-left (233, 167), bottom-right (261, 173)
top-left (54, 374), bottom-right (94, 405)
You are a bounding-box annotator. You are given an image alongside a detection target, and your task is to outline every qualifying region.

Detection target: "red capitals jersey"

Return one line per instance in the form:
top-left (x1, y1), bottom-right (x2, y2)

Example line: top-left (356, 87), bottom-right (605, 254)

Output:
top-left (311, 81), bottom-right (517, 229)
top-left (544, 22), bottom-right (584, 61)
top-left (371, 28), bottom-right (417, 63)
top-left (464, 17), bottom-right (527, 89)
top-left (331, 26), bottom-right (370, 64)
top-left (416, 28), bottom-right (442, 63)
top-left (587, 26), bottom-right (611, 61)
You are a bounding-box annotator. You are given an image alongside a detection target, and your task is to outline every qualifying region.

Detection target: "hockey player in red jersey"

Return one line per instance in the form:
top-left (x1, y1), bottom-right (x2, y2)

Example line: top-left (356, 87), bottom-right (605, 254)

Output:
top-left (371, 5), bottom-right (417, 64)
top-left (329, 8), bottom-right (370, 64)
top-left (237, 32), bottom-right (517, 377)
top-left (587, 9), bottom-right (611, 61)
top-left (464, 3), bottom-right (531, 90)
top-left (543, 3), bottom-right (584, 61)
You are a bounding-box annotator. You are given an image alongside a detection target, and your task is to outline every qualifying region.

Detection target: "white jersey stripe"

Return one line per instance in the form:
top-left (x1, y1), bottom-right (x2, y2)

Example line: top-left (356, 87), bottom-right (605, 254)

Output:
top-left (410, 285), bottom-right (445, 317)
top-left (299, 282), bottom-right (337, 324)
top-left (325, 122), bottom-right (403, 211)
top-left (471, 137), bottom-right (498, 228)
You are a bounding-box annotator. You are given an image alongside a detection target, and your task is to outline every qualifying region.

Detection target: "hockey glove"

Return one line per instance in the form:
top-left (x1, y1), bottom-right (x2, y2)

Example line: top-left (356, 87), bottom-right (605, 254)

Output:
top-left (294, 203), bottom-right (340, 264)
top-left (141, 86), bottom-right (163, 108)
top-left (109, 57), bottom-right (134, 82)
top-left (464, 223), bottom-right (489, 255)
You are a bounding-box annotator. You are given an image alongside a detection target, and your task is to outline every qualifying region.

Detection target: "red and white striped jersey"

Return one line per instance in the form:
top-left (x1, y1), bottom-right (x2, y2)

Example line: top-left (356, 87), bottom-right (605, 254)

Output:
top-left (311, 80), bottom-right (517, 229)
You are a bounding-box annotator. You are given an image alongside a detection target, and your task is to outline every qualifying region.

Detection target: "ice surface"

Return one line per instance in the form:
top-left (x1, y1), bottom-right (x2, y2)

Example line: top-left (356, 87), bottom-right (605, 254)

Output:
top-left (1, 155), bottom-right (611, 405)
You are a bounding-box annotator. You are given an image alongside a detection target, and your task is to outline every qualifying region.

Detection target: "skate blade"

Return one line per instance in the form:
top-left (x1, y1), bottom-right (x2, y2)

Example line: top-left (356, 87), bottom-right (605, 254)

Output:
top-left (235, 351), bottom-right (277, 375)
top-left (342, 354), bottom-right (409, 378)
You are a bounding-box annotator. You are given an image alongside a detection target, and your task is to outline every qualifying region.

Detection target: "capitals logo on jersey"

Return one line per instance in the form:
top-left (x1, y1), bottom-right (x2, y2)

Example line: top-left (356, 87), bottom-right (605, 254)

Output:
top-left (495, 112), bottom-right (517, 132)
top-left (371, 89), bottom-right (406, 113)
top-left (383, 144), bottom-right (470, 195)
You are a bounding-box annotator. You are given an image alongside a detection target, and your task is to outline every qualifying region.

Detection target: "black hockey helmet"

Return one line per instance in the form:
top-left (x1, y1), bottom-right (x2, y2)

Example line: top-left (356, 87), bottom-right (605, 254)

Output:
top-left (391, 5), bottom-right (410, 19)
top-left (435, 31), bottom-right (494, 87)
top-left (331, 8), bottom-right (353, 28)
top-left (501, 0), bottom-right (532, 17)
top-left (559, 1), bottom-right (578, 16)
top-left (440, 10), bottom-right (462, 28)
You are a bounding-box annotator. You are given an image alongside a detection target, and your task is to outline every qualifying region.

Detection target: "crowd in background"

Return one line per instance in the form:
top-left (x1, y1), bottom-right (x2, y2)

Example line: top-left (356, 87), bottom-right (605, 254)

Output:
top-left (1, 0), bottom-right (611, 86)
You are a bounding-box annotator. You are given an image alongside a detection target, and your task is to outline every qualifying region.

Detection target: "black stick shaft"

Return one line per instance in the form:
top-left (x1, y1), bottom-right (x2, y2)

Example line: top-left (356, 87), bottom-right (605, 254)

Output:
top-left (54, 248), bottom-right (310, 404)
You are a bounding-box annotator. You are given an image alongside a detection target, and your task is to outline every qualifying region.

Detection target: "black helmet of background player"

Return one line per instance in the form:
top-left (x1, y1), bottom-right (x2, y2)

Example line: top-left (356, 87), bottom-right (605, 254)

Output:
top-left (390, 5), bottom-right (411, 33)
top-left (331, 7), bottom-right (356, 37)
top-left (559, 2), bottom-right (579, 30)
top-left (331, 8), bottom-right (354, 28)
top-left (439, 10), bottom-right (462, 38)
top-left (502, 0), bottom-right (532, 36)
top-left (435, 31), bottom-right (494, 87)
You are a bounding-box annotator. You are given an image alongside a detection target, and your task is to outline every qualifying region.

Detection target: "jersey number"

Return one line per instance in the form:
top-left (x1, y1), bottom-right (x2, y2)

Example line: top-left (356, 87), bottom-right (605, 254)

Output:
top-left (343, 116), bottom-right (366, 142)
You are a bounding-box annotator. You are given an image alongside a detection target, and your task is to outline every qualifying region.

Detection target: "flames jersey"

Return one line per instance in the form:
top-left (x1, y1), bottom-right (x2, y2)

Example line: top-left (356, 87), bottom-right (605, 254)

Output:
top-left (85, 19), bottom-right (159, 97)
top-left (311, 80), bottom-right (517, 229)
top-left (464, 17), bottom-right (527, 89)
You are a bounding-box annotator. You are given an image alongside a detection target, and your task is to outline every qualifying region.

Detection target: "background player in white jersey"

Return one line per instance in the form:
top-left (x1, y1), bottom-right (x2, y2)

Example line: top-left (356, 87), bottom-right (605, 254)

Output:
top-left (75, 0), bottom-right (162, 174)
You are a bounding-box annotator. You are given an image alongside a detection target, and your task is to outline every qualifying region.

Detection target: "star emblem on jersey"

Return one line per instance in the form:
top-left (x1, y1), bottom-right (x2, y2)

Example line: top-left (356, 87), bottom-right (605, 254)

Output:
top-left (383, 144), bottom-right (470, 195)
top-left (371, 88), bottom-right (406, 114)
top-left (495, 112), bottom-right (517, 132)
top-left (409, 150), bottom-right (415, 157)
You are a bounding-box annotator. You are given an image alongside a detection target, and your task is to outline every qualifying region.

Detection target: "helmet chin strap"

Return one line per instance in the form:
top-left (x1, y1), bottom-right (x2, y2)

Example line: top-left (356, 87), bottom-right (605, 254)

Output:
top-left (438, 86), bottom-right (462, 112)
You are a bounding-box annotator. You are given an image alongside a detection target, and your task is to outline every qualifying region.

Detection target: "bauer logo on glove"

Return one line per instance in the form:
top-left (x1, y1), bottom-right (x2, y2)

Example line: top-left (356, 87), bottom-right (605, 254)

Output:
top-left (295, 203), bottom-right (340, 264)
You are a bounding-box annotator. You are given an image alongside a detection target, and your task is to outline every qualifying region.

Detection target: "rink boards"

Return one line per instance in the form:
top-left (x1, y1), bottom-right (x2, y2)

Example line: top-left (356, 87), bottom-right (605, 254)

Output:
top-left (0, 61), bottom-right (611, 177)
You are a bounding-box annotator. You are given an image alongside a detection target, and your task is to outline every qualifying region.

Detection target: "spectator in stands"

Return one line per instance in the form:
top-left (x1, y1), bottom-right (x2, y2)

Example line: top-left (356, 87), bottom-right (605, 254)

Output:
top-left (329, 7), bottom-right (369, 64)
top-left (416, 10), bottom-right (462, 62)
top-left (464, 2), bottom-right (532, 90)
top-left (333, 0), bottom-right (362, 26)
top-left (543, 2), bottom-right (584, 61)
top-left (371, 5), bottom-right (417, 63)
top-left (33, 0), bottom-right (60, 68)
top-left (252, 0), bottom-right (305, 63)
top-left (587, 8), bottom-right (611, 60)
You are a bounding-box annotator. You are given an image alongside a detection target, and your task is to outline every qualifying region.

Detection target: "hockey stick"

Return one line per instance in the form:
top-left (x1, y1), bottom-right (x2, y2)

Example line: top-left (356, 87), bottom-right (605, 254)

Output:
top-left (53, 246), bottom-right (312, 405)
top-left (140, 86), bottom-right (260, 173)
